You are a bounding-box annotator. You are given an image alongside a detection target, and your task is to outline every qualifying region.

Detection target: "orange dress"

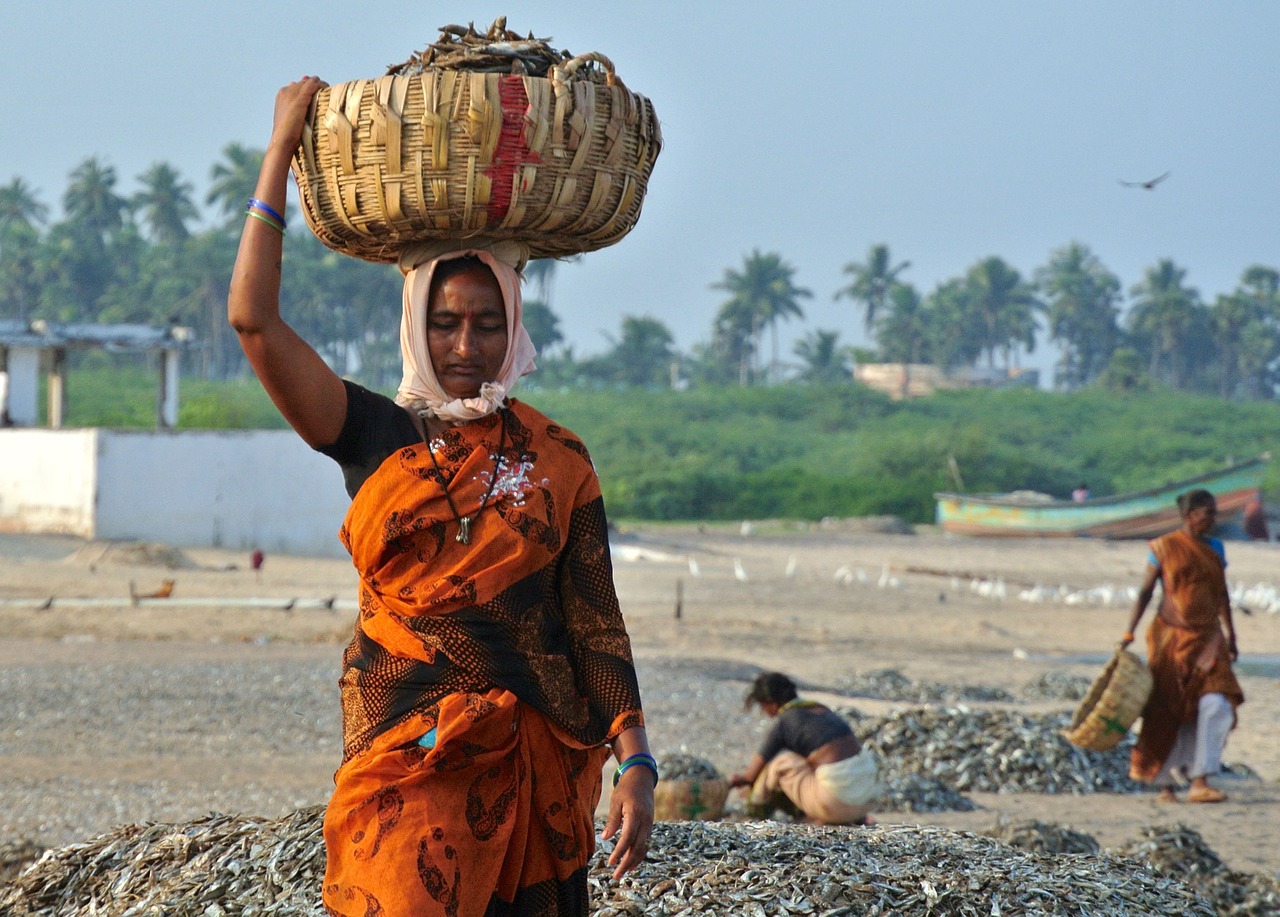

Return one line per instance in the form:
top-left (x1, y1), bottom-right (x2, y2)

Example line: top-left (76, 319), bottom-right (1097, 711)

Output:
top-left (320, 396), bottom-right (643, 916)
top-left (1130, 530), bottom-right (1244, 783)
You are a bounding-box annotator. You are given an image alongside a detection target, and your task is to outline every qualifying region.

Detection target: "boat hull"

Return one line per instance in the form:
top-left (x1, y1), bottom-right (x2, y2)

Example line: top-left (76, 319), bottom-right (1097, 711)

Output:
top-left (935, 458), bottom-right (1268, 539)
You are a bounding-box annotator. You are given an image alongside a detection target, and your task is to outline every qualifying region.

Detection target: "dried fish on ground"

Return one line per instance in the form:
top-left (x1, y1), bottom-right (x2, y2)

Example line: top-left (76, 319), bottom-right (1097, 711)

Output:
top-left (831, 668), bottom-right (1013, 704)
top-left (0, 809), bottom-right (1223, 917)
top-left (1021, 670), bottom-right (1092, 702)
top-left (982, 818), bottom-right (1100, 855)
top-left (1114, 824), bottom-right (1280, 917)
top-left (0, 838), bottom-right (46, 883)
top-left (853, 705), bottom-right (1143, 795)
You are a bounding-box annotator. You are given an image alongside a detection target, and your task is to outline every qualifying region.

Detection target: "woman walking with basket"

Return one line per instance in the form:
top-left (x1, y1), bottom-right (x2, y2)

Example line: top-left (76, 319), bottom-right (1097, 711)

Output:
top-left (1121, 488), bottom-right (1244, 804)
top-left (229, 76), bottom-right (655, 916)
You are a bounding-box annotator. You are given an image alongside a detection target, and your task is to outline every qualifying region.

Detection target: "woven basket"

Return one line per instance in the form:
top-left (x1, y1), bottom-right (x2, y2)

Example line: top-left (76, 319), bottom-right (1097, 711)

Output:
top-left (1061, 649), bottom-right (1153, 752)
top-left (653, 778), bottom-right (730, 822)
top-left (291, 52), bottom-right (661, 264)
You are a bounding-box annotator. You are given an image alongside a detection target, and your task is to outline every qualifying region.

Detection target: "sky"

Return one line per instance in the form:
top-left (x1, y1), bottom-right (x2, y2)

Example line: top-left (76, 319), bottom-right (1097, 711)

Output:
top-left (4, 1), bottom-right (1279, 383)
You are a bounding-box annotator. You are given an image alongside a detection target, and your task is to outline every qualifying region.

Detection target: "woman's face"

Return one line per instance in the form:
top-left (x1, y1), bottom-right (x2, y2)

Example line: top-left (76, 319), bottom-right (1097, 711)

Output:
top-left (1185, 500), bottom-right (1218, 536)
top-left (427, 266), bottom-right (508, 399)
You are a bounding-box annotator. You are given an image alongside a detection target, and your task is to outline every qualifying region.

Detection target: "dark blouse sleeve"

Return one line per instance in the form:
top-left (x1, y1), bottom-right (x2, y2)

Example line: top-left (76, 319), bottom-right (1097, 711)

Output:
top-left (756, 716), bottom-right (786, 762)
top-left (314, 380), bottom-right (419, 498)
top-left (557, 474), bottom-right (646, 740)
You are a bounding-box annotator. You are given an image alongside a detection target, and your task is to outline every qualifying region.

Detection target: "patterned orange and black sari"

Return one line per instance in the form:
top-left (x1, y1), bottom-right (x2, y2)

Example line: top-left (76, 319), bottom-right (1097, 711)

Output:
top-left (319, 387), bottom-right (644, 916)
top-left (1130, 530), bottom-right (1244, 783)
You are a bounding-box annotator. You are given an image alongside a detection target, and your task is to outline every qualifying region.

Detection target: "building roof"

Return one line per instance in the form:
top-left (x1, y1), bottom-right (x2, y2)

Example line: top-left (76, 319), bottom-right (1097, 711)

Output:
top-left (0, 320), bottom-right (198, 351)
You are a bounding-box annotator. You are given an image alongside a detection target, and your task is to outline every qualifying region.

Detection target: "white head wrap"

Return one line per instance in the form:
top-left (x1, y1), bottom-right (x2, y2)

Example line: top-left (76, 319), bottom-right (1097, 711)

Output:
top-left (394, 248), bottom-right (537, 424)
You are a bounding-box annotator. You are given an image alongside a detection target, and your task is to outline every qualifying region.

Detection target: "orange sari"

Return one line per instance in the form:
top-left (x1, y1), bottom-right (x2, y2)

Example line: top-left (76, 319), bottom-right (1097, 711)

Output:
top-left (1130, 530), bottom-right (1244, 783)
top-left (322, 400), bottom-right (643, 916)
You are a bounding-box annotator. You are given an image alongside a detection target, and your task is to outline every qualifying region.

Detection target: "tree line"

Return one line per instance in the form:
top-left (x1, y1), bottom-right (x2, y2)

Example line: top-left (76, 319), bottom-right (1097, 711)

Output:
top-left (4, 153), bottom-right (1279, 399)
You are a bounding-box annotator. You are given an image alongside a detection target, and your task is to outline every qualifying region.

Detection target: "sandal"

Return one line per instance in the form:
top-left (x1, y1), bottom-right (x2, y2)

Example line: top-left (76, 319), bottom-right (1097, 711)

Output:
top-left (1187, 786), bottom-right (1227, 804)
top-left (1156, 788), bottom-right (1179, 804)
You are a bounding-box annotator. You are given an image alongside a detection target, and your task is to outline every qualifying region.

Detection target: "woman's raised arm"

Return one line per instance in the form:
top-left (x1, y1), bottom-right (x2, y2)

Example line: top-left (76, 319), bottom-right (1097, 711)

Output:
top-left (228, 77), bottom-right (347, 448)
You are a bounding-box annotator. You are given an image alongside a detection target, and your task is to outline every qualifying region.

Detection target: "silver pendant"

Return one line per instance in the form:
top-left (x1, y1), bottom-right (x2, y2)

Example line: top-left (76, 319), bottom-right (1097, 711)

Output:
top-left (456, 516), bottom-right (472, 544)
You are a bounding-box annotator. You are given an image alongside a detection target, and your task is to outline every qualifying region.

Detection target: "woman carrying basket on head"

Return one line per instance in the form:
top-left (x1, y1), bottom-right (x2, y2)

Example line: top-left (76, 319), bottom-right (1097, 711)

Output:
top-left (229, 76), bottom-right (655, 916)
top-left (1121, 488), bottom-right (1244, 804)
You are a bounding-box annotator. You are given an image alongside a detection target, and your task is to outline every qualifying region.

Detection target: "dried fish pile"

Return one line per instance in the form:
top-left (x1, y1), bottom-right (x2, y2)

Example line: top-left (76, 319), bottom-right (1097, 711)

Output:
top-left (0, 838), bottom-right (47, 883)
top-left (981, 818), bottom-right (1100, 855)
top-left (851, 706), bottom-right (1141, 794)
top-left (387, 17), bottom-right (574, 78)
top-left (831, 669), bottom-right (1012, 704)
top-left (1020, 671), bottom-right (1092, 702)
top-left (0, 807), bottom-right (326, 916)
top-left (657, 752), bottom-right (723, 781)
top-left (597, 821), bottom-right (1212, 916)
top-left (1114, 824), bottom-right (1280, 917)
top-left (1, 809), bottom-right (1221, 917)
top-left (874, 772), bottom-right (977, 813)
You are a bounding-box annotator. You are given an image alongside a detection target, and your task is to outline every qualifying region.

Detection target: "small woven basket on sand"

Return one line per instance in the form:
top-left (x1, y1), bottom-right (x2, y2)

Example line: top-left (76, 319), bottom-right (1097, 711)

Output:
top-left (653, 778), bottom-right (730, 822)
top-left (291, 24), bottom-right (661, 264)
top-left (1061, 649), bottom-right (1153, 752)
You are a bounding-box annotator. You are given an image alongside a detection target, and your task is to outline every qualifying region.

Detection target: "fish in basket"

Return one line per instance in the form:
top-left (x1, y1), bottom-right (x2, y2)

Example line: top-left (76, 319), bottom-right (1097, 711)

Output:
top-left (652, 753), bottom-right (730, 822)
top-left (1061, 648), bottom-right (1154, 752)
top-left (291, 18), bottom-right (662, 264)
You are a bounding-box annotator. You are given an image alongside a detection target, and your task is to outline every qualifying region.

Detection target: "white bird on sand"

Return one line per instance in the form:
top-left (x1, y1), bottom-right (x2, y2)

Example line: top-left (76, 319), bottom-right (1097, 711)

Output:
top-left (856, 567), bottom-right (869, 585)
top-left (739, 521), bottom-right (753, 536)
top-left (687, 556), bottom-right (701, 576)
top-left (833, 564), bottom-right (851, 583)
top-left (733, 558), bottom-right (748, 582)
top-left (785, 555), bottom-right (797, 578)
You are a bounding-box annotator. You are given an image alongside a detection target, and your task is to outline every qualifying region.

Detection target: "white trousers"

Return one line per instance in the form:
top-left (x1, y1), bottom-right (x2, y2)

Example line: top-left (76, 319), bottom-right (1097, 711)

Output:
top-left (1155, 692), bottom-right (1234, 787)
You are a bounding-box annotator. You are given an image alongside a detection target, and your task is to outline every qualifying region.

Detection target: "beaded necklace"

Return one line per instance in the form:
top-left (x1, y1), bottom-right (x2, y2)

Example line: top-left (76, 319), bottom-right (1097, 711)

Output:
top-left (422, 408), bottom-right (509, 545)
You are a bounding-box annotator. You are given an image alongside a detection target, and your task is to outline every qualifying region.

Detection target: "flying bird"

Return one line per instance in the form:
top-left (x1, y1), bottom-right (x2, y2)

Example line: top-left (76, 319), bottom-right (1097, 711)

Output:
top-left (1119, 171), bottom-right (1170, 190)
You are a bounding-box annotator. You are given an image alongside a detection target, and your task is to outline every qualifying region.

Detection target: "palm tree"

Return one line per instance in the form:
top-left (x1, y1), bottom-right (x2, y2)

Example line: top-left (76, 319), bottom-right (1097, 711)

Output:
top-left (835, 244), bottom-right (911, 335)
top-left (1128, 259), bottom-right (1205, 387)
top-left (711, 250), bottom-right (811, 383)
top-left (64, 157), bottom-right (129, 239)
top-left (873, 283), bottom-right (933, 398)
top-left (1213, 265), bottom-right (1280, 398)
top-left (207, 143), bottom-right (266, 223)
top-left (134, 162), bottom-right (198, 245)
top-left (0, 177), bottom-right (48, 233)
top-left (963, 257), bottom-right (1040, 369)
top-left (1035, 242), bottom-right (1121, 389)
top-left (600, 315), bottom-right (676, 387)
top-left (521, 299), bottom-right (564, 354)
top-left (793, 329), bottom-right (851, 383)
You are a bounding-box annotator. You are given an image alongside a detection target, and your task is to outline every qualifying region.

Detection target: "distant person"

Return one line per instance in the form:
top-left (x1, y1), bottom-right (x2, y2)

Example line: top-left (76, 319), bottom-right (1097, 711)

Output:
top-left (729, 672), bottom-right (880, 825)
top-left (1072, 482), bottom-right (1090, 503)
top-left (1242, 491), bottom-right (1269, 541)
top-left (1121, 489), bottom-right (1244, 803)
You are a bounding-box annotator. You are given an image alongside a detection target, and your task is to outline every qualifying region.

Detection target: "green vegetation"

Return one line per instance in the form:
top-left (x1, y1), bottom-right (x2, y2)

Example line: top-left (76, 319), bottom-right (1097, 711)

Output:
top-left (55, 368), bottom-right (1280, 523)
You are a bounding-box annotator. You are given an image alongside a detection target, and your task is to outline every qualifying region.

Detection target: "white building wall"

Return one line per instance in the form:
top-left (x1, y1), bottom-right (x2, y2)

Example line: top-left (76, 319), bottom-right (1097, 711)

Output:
top-left (0, 429), bottom-right (353, 557)
top-left (0, 428), bottom-right (99, 536)
top-left (5, 347), bottom-right (41, 426)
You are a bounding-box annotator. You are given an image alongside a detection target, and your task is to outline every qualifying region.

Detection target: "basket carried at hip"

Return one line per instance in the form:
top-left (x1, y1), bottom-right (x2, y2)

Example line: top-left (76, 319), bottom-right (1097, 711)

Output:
top-left (291, 19), bottom-right (662, 264)
top-left (1061, 648), bottom-right (1153, 752)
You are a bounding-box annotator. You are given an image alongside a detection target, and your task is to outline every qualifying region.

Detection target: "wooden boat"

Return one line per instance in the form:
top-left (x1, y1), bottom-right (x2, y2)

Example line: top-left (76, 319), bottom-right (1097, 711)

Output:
top-left (934, 455), bottom-right (1269, 538)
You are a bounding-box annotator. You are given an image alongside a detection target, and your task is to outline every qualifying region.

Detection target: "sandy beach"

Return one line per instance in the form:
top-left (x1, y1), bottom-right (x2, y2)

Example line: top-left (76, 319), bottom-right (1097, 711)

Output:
top-left (1, 522), bottom-right (1278, 883)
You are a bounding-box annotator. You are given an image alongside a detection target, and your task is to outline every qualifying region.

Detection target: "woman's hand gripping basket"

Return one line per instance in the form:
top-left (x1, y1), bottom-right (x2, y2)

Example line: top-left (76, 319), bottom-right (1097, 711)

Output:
top-left (1061, 648), bottom-right (1153, 752)
top-left (652, 753), bottom-right (730, 822)
top-left (291, 19), bottom-right (662, 264)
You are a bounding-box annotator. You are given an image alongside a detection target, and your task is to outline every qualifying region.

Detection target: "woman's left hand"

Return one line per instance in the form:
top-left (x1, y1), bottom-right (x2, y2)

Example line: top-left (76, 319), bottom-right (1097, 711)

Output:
top-left (601, 766), bottom-right (655, 880)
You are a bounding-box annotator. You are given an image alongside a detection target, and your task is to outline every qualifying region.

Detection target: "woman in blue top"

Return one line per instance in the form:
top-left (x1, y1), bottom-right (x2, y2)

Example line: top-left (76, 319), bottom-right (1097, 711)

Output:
top-left (1121, 489), bottom-right (1243, 804)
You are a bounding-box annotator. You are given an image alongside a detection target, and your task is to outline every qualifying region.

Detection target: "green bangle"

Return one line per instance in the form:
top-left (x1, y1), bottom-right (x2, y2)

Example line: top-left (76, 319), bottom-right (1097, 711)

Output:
top-left (613, 753), bottom-right (659, 787)
top-left (245, 209), bottom-right (285, 236)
